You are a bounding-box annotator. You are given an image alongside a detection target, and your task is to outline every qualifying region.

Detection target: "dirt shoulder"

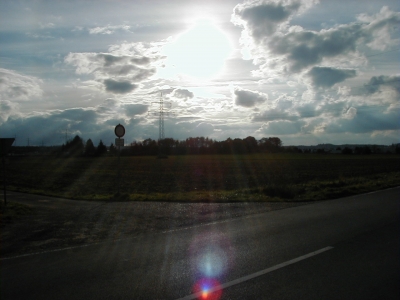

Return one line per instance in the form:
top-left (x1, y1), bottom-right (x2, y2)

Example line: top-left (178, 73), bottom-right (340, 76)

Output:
top-left (1, 192), bottom-right (310, 258)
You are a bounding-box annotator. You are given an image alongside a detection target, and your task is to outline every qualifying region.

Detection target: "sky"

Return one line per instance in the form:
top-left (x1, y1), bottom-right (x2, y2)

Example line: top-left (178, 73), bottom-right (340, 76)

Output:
top-left (0, 0), bottom-right (399, 147)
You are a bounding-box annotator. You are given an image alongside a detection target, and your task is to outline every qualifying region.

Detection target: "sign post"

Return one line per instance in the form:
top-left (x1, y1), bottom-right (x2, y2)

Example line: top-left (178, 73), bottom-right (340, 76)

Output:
top-left (114, 124), bottom-right (125, 196)
top-left (1, 138), bottom-right (15, 208)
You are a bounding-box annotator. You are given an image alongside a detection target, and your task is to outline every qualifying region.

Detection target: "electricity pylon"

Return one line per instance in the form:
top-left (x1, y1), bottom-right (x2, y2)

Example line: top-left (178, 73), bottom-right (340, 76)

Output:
top-left (148, 92), bottom-right (174, 158)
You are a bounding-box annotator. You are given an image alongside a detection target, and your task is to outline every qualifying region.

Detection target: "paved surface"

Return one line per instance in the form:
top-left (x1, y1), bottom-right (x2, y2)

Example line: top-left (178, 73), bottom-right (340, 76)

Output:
top-left (1, 187), bottom-right (399, 299)
top-left (0, 191), bottom-right (309, 256)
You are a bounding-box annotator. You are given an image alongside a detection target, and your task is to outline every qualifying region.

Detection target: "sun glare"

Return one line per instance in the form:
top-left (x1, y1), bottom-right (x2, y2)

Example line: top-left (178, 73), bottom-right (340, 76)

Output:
top-left (162, 18), bottom-right (233, 81)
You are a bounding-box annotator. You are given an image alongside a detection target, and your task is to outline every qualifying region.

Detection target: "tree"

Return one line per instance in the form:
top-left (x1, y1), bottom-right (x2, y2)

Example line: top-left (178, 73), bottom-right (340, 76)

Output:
top-left (109, 143), bottom-right (117, 156)
top-left (244, 136), bottom-right (258, 153)
top-left (96, 140), bottom-right (107, 156)
top-left (62, 135), bottom-right (84, 156)
top-left (84, 139), bottom-right (96, 156)
top-left (259, 137), bottom-right (283, 153)
top-left (341, 147), bottom-right (353, 155)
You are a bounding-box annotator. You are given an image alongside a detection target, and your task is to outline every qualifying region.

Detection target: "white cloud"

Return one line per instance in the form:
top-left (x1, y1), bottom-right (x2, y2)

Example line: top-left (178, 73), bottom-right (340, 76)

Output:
top-left (89, 24), bottom-right (131, 35)
top-left (0, 68), bottom-right (43, 101)
top-left (64, 42), bottom-right (164, 95)
top-left (343, 107), bottom-right (357, 119)
top-left (0, 100), bottom-right (20, 124)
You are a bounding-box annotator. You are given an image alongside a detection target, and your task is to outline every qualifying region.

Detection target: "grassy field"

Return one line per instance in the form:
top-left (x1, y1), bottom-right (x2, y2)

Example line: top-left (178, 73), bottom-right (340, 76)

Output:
top-left (2, 154), bottom-right (400, 202)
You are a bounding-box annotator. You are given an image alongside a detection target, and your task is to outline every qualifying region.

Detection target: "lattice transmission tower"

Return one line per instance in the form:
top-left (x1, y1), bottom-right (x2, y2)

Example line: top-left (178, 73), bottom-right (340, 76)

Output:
top-left (148, 92), bottom-right (174, 158)
top-left (158, 93), bottom-right (166, 141)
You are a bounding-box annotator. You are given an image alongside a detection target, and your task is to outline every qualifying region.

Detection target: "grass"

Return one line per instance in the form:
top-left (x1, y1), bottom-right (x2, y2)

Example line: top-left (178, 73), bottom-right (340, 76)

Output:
top-left (1, 153), bottom-right (399, 202)
top-left (0, 201), bottom-right (34, 225)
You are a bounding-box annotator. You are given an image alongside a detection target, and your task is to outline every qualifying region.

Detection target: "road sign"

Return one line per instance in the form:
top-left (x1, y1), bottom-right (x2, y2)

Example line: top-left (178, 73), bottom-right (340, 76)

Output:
top-left (115, 138), bottom-right (124, 147)
top-left (115, 124), bottom-right (125, 138)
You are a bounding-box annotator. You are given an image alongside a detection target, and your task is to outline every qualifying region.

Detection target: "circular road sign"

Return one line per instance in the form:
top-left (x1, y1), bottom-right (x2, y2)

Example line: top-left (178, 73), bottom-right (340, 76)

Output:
top-left (114, 124), bottom-right (125, 138)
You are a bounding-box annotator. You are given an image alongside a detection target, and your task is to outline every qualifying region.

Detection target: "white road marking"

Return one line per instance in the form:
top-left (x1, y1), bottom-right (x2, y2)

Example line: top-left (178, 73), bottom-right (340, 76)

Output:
top-left (176, 246), bottom-right (334, 300)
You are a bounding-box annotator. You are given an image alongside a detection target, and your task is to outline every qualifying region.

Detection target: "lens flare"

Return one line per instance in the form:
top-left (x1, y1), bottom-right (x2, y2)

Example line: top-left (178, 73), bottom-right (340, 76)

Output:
top-left (197, 245), bottom-right (227, 277)
top-left (189, 231), bottom-right (235, 300)
top-left (193, 278), bottom-right (222, 300)
top-left (189, 231), bottom-right (235, 278)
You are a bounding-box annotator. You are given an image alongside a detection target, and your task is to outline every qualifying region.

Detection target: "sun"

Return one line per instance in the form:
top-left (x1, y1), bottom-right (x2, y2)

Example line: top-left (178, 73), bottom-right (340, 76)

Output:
top-left (161, 18), bottom-right (233, 81)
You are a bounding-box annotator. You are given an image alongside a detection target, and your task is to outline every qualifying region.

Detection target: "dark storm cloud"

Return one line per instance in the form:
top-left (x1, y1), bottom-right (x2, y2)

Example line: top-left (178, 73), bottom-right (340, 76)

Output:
top-left (307, 67), bottom-right (357, 87)
top-left (233, 87), bottom-right (267, 107)
top-left (364, 75), bottom-right (400, 95)
top-left (104, 79), bottom-right (138, 94)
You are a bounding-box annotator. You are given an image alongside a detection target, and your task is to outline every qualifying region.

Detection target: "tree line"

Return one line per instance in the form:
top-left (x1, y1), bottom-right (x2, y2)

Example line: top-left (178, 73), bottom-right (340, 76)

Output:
top-left (125, 136), bottom-right (283, 156)
top-left (11, 135), bottom-right (400, 156)
top-left (58, 135), bottom-right (284, 157)
top-left (60, 136), bottom-right (107, 157)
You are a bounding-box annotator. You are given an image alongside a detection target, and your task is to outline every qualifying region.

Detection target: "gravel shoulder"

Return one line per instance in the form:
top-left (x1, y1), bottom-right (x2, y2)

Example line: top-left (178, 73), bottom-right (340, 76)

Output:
top-left (1, 192), bottom-right (310, 258)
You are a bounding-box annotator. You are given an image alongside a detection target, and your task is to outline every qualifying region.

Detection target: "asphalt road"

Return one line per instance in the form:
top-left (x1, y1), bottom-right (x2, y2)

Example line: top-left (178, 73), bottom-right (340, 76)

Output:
top-left (1, 187), bottom-right (399, 299)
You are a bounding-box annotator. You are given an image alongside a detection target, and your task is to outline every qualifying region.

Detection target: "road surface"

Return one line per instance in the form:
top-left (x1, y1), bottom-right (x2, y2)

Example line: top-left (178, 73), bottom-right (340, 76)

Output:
top-left (1, 187), bottom-right (399, 299)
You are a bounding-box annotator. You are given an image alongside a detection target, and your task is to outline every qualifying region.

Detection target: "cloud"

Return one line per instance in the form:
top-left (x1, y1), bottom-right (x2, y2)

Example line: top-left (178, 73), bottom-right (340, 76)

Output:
top-left (89, 24), bottom-right (131, 35)
top-left (64, 42), bottom-right (163, 95)
top-left (192, 122), bottom-right (215, 137)
top-left (307, 67), bottom-right (357, 87)
top-left (123, 104), bottom-right (148, 116)
top-left (232, 0), bottom-right (307, 41)
top-left (325, 105), bottom-right (399, 134)
top-left (55, 108), bottom-right (98, 124)
top-left (104, 79), bottom-right (138, 94)
top-left (251, 108), bottom-right (296, 122)
top-left (172, 88), bottom-right (194, 100)
top-left (257, 119), bottom-right (305, 135)
top-left (0, 68), bottom-right (43, 101)
top-left (233, 86), bottom-right (268, 107)
top-left (0, 100), bottom-right (20, 124)
top-left (364, 75), bottom-right (400, 96)
top-left (343, 107), bottom-right (357, 119)
top-left (232, 2), bottom-right (400, 74)
top-left (358, 6), bottom-right (400, 50)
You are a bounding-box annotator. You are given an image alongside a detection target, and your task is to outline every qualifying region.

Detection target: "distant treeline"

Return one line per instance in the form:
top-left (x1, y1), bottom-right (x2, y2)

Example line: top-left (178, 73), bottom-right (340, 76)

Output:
top-left (55, 135), bottom-right (284, 157)
top-left (9, 135), bottom-right (400, 157)
top-left (125, 136), bottom-right (284, 156)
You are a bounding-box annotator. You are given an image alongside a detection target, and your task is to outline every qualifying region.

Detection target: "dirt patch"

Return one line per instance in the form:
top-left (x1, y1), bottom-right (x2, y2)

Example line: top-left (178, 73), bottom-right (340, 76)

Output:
top-left (1, 192), bottom-right (310, 257)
